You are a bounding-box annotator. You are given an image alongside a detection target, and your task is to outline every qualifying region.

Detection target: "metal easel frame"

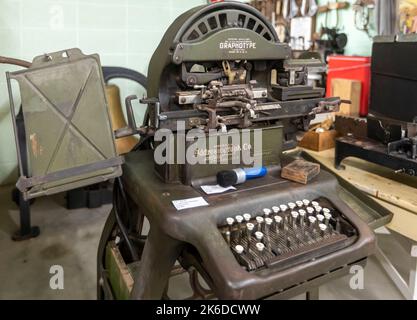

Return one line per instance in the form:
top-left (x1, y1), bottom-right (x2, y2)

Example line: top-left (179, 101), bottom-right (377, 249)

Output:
top-left (6, 49), bottom-right (124, 240)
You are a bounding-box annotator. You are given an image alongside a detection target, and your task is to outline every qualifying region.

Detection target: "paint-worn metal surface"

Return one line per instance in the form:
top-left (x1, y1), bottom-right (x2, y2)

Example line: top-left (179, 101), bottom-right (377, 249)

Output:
top-left (97, 149), bottom-right (392, 299)
top-left (155, 125), bottom-right (283, 184)
top-left (96, 2), bottom-right (393, 300)
top-left (145, 1), bottom-right (340, 137)
top-left (98, 150), bottom-right (388, 299)
top-left (7, 48), bottom-right (123, 200)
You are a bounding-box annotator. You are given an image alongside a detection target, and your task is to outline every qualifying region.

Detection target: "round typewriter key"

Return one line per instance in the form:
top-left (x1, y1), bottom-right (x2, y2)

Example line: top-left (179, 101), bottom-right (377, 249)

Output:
top-left (323, 208), bottom-right (331, 214)
top-left (256, 216), bottom-right (264, 231)
top-left (308, 216), bottom-right (317, 226)
top-left (314, 206), bottom-right (322, 213)
top-left (291, 211), bottom-right (298, 227)
top-left (263, 208), bottom-right (272, 216)
top-left (243, 213), bottom-right (251, 222)
top-left (255, 231), bottom-right (264, 240)
top-left (256, 242), bottom-right (265, 252)
top-left (319, 223), bottom-right (327, 236)
top-left (265, 217), bottom-right (273, 225)
top-left (272, 206), bottom-right (280, 213)
top-left (235, 215), bottom-right (243, 223)
top-left (235, 245), bottom-right (244, 254)
top-left (280, 204), bottom-right (288, 212)
top-left (288, 202), bottom-right (296, 210)
top-left (235, 215), bottom-right (243, 239)
top-left (225, 231), bottom-right (231, 244)
top-left (324, 212), bottom-right (332, 226)
top-left (226, 217), bottom-right (234, 225)
top-left (245, 224), bottom-right (253, 251)
top-left (274, 215), bottom-right (282, 223)
top-left (311, 201), bottom-right (319, 207)
top-left (296, 200), bottom-right (303, 208)
top-left (316, 214), bottom-right (324, 222)
top-left (306, 207), bottom-right (315, 214)
top-left (299, 210), bottom-right (306, 226)
top-left (302, 199), bottom-right (310, 206)
top-left (298, 210), bottom-right (306, 227)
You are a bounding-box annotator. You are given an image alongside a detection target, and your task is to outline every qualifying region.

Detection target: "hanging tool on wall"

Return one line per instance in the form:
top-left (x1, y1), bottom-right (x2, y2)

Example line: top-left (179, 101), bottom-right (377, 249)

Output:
top-left (282, 0), bottom-right (290, 19)
top-left (275, 0), bottom-right (289, 42)
top-left (322, 1), bottom-right (348, 29)
top-left (281, 0), bottom-right (301, 20)
top-left (314, 0), bottom-right (349, 60)
top-left (317, 1), bottom-right (349, 14)
top-left (300, 0), bottom-right (319, 17)
top-left (352, 0), bottom-right (375, 38)
top-left (316, 27), bottom-right (348, 59)
top-left (289, 0), bottom-right (300, 19)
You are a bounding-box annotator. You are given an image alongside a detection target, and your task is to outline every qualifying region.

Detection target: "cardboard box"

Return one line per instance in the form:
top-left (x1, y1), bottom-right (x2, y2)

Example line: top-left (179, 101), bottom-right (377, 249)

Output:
top-left (298, 129), bottom-right (338, 151)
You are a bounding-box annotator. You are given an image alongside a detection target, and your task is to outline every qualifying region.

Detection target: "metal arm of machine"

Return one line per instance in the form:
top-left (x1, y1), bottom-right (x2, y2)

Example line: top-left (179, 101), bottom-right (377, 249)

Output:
top-left (114, 95), bottom-right (154, 139)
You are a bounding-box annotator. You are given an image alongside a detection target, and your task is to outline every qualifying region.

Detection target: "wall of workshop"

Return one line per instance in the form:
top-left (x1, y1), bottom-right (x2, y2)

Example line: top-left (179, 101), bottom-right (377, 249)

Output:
top-left (315, 0), bottom-right (375, 56)
top-left (0, 0), bottom-right (374, 185)
top-left (0, 0), bottom-right (206, 185)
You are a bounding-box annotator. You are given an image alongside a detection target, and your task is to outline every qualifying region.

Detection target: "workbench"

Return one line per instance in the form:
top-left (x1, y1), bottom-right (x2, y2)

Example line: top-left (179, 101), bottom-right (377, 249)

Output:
top-left (303, 148), bottom-right (417, 300)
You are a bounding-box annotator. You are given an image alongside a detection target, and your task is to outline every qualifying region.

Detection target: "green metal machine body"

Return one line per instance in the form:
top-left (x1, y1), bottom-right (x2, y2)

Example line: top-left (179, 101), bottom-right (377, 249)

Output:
top-left (96, 2), bottom-right (392, 300)
top-left (5, 1), bottom-right (391, 300)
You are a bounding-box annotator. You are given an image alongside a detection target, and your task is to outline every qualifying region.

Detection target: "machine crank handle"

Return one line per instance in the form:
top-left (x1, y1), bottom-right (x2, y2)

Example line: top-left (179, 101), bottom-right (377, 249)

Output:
top-left (311, 98), bottom-right (350, 115)
top-left (114, 95), bottom-right (153, 139)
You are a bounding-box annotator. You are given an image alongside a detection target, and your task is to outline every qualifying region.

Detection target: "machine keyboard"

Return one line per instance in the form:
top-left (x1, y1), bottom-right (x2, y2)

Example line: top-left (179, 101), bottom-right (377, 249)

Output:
top-left (219, 197), bottom-right (357, 272)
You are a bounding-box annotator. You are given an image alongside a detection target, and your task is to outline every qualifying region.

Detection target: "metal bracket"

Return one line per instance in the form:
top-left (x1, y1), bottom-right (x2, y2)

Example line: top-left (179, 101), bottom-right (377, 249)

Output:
top-left (114, 95), bottom-right (156, 138)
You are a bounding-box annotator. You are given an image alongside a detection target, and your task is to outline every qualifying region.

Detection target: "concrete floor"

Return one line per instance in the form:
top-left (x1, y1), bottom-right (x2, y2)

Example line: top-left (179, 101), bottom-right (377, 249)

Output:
top-left (0, 184), bottom-right (407, 300)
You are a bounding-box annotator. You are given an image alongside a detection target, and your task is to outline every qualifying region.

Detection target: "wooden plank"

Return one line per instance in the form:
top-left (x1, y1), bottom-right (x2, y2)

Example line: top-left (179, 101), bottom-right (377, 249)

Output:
top-left (331, 78), bottom-right (361, 117)
top-left (376, 199), bottom-right (417, 242)
top-left (105, 241), bottom-right (134, 299)
top-left (303, 148), bottom-right (417, 214)
top-left (299, 148), bottom-right (417, 241)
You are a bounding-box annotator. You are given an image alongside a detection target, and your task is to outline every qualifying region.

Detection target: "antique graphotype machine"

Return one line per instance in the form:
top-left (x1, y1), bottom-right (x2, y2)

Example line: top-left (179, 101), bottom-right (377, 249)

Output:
top-left (4, 1), bottom-right (389, 300)
top-left (96, 2), bottom-right (391, 300)
top-left (335, 35), bottom-right (417, 176)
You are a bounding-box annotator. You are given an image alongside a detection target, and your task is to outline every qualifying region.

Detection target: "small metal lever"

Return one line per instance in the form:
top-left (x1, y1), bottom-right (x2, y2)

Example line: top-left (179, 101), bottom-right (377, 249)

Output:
top-left (114, 95), bottom-right (155, 138)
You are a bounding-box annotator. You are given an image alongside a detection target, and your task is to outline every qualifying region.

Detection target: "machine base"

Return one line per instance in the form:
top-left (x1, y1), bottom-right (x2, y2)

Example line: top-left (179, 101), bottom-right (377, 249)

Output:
top-left (97, 150), bottom-right (392, 300)
top-left (335, 136), bottom-right (417, 176)
top-left (12, 226), bottom-right (40, 241)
